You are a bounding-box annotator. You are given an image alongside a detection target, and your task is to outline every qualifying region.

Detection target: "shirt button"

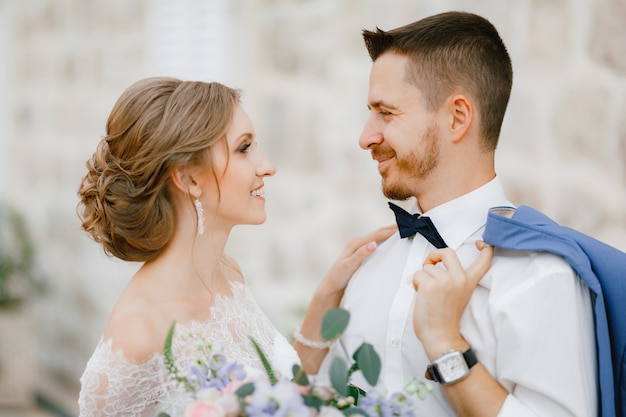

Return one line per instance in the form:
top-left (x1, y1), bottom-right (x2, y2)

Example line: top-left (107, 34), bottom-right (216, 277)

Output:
top-left (405, 275), bottom-right (413, 284)
top-left (391, 339), bottom-right (400, 348)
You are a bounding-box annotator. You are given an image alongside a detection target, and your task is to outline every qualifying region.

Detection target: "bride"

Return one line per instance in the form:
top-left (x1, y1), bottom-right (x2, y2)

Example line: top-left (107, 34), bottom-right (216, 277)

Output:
top-left (76, 77), bottom-right (395, 416)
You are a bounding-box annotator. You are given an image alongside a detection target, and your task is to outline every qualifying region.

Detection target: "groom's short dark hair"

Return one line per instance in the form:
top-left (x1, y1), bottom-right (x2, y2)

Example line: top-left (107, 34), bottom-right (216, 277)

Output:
top-left (362, 11), bottom-right (513, 151)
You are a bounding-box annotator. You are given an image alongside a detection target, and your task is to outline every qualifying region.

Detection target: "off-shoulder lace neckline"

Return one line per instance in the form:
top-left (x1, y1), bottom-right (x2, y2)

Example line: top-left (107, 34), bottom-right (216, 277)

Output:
top-left (98, 279), bottom-right (248, 363)
top-left (78, 278), bottom-right (298, 417)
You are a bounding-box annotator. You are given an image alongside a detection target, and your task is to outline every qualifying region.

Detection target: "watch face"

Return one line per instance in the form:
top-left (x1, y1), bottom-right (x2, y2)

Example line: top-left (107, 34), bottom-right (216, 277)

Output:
top-left (437, 351), bottom-right (469, 383)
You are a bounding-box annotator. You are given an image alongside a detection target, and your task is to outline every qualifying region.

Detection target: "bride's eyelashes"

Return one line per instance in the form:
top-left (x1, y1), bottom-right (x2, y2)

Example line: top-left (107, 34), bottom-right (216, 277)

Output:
top-left (237, 142), bottom-right (251, 153)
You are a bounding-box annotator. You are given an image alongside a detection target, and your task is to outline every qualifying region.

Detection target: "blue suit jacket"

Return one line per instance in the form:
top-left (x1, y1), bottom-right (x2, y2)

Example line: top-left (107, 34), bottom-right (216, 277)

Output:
top-left (483, 205), bottom-right (626, 417)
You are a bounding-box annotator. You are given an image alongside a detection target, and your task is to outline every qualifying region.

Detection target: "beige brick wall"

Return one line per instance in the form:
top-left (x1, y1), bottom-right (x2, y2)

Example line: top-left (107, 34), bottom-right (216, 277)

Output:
top-left (1, 0), bottom-right (624, 409)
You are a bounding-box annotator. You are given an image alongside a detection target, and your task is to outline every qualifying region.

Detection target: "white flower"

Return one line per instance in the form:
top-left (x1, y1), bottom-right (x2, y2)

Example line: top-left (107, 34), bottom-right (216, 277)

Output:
top-left (196, 387), bottom-right (222, 402)
top-left (246, 379), bottom-right (310, 417)
top-left (317, 406), bottom-right (345, 417)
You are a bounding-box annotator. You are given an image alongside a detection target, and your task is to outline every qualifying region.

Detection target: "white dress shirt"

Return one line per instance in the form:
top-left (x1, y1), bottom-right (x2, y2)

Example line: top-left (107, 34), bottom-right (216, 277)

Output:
top-left (320, 177), bottom-right (596, 416)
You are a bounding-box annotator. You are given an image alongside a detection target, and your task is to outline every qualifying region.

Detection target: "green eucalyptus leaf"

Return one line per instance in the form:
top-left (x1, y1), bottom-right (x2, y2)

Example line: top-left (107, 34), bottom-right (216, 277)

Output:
top-left (330, 356), bottom-right (349, 397)
top-left (235, 382), bottom-right (256, 398)
top-left (163, 321), bottom-right (179, 376)
top-left (292, 364), bottom-right (310, 386)
top-left (341, 407), bottom-right (369, 417)
top-left (321, 308), bottom-right (350, 340)
top-left (346, 384), bottom-right (365, 406)
top-left (347, 362), bottom-right (359, 379)
top-left (353, 343), bottom-right (381, 386)
top-left (248, 336), bottom-right (277, 384)
top-left (303, 392), bottom-right (325, 411)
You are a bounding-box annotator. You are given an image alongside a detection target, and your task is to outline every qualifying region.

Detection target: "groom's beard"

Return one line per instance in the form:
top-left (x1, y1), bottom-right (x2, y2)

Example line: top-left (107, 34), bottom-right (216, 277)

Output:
top-left (377, 124), bottom-right (441, 201)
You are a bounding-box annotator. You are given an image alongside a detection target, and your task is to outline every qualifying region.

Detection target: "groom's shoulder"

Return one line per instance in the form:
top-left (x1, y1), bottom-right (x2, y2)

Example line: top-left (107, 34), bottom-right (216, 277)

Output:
top-left (491, 246), bottom-right (575, 272)
top-left (485, 247), bottom-right (578, 295)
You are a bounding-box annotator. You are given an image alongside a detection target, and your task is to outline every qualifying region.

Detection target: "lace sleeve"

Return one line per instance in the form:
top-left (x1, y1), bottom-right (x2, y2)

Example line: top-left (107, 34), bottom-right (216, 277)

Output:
top-left (77, 338), bottom-right (179, 417)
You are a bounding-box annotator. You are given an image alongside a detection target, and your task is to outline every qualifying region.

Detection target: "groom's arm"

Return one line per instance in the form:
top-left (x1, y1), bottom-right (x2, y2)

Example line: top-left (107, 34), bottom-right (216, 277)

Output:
top-left (413, 245), bottom-right (596, 417)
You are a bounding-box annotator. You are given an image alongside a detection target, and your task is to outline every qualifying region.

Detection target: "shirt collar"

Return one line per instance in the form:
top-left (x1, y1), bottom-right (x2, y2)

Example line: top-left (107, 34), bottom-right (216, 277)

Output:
top-left (410, 176), bottom-right (513, 250)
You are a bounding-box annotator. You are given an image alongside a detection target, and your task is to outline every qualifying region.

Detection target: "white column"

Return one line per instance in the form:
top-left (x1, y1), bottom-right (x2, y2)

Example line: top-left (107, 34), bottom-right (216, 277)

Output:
top-left (149, 0), bottom-right (233, 83)
top-left (0, 1), bottom-right (9, 199)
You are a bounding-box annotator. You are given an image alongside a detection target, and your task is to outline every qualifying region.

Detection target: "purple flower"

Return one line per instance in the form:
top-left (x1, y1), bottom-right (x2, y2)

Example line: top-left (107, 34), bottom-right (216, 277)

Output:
top-left (186, 364), bottom-right (210, 391)
top-left (359, 390), bottom-right (417, 417)
top-left (245, 379), bottom-right (310, 417)
top-left (387, 392), bottom-right (416, 417)
top-left (359, 391), bottom-right (393, 417)
top-left (219, 361), bottom-right (247, 383)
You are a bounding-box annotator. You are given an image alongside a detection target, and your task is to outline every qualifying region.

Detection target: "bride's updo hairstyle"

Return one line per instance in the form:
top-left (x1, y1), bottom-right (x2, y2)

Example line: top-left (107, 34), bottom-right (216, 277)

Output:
top-left (77, 77), bottom-right (241, 262)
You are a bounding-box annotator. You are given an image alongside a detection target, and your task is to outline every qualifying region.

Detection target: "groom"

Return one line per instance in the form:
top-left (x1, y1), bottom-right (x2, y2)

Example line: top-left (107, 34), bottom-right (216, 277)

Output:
top-left (309, 11), bottom-right (597, 417)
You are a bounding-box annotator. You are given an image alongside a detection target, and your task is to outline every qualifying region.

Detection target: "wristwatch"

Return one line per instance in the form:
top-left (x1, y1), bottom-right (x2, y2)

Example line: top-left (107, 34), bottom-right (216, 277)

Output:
top-left (425, 348), bottom-right (477, 385)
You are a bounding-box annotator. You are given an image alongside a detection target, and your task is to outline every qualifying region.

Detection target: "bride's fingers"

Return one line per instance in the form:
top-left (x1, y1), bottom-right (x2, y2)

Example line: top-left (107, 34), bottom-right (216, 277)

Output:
top-left (370, 224), bottom-right (397, 244)
top-left (340, 240), bottom-right (378, 273)
top-left (336, 225), bottom-right (397, 276)
top-left (344, 224), bottom-right (397, 255)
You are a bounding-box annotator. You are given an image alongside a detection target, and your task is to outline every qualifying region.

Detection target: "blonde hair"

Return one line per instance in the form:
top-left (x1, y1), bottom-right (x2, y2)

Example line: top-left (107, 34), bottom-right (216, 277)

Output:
top-left (77, 77), bottom-right (241, 262)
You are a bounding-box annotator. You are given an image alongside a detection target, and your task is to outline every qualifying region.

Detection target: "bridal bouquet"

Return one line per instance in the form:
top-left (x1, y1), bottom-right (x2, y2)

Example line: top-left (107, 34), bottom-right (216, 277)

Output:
top-left (159, 308), bottom-right (432, 417)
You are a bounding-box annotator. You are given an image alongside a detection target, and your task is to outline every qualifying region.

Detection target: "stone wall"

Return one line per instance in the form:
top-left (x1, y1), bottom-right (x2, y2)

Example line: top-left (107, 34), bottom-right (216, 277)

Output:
top-left (231, 0), bottom-right (626, 336)
top-left (0, 0), bottom-right (153, 409)
top-left (1, 0), bottom-right (625, 412)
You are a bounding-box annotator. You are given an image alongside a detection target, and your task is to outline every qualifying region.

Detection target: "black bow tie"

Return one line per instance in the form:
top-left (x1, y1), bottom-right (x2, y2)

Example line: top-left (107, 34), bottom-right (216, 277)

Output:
top-left (388, 202), bottom-right (448, 248)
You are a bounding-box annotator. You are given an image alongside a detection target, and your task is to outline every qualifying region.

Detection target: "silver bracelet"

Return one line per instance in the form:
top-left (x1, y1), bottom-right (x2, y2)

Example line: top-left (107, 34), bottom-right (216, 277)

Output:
top-left (293, 323), bottom-right (334, 349)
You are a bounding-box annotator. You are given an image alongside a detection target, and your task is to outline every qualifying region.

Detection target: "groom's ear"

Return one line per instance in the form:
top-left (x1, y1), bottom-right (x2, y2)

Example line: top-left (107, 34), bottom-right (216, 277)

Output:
top-left (447, 94), bottom-right (473, 143)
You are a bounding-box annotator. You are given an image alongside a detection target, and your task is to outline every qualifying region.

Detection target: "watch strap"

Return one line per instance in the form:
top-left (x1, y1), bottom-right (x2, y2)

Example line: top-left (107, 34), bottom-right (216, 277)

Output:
top-left (464, 347), bottom-right (478, 368)
top-left (425, 361), bottom-right (442, 383)
top-left (425, 347), bottom-right (477, 383)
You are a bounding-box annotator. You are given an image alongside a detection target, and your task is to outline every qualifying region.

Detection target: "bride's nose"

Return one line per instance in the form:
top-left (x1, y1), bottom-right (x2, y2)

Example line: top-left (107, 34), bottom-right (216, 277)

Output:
top-left (257, 150), bottom-right (276, 177)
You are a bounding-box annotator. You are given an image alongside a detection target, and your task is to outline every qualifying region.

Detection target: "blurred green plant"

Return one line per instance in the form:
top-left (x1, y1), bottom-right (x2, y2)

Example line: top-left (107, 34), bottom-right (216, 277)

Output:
top-left (0, 203), bottom-right (44, 309)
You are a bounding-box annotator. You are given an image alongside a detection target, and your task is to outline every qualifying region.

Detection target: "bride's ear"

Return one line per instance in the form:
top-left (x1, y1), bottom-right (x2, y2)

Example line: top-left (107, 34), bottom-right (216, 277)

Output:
top-left (170, 166), bottom-right (201, 196)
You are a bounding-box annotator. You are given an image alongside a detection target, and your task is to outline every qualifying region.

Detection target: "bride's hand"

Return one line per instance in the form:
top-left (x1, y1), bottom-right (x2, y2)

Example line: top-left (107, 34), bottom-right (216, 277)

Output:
top-left (319, 224), bottom-right (397, 295)
top-left (296, 224), bottom-right (396, 374)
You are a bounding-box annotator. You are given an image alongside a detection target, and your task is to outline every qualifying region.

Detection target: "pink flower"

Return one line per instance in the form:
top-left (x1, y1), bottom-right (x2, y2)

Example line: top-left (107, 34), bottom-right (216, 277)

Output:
top-left (223, 379), bottom-right (246, 394)
top-left (310, 386), bottom-right (335, 401)
top-left (183, 401), bottom-right (226, 417)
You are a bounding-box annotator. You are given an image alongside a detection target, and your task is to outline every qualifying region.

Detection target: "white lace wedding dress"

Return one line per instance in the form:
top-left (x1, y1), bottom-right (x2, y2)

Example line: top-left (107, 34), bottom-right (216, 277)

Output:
top-left (77, 281), bottom-right (300, 417)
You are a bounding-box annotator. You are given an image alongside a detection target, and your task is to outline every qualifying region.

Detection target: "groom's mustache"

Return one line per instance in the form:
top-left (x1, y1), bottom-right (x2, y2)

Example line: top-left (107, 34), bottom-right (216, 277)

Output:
top-left (371, 146), bottom-right (396, 161)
